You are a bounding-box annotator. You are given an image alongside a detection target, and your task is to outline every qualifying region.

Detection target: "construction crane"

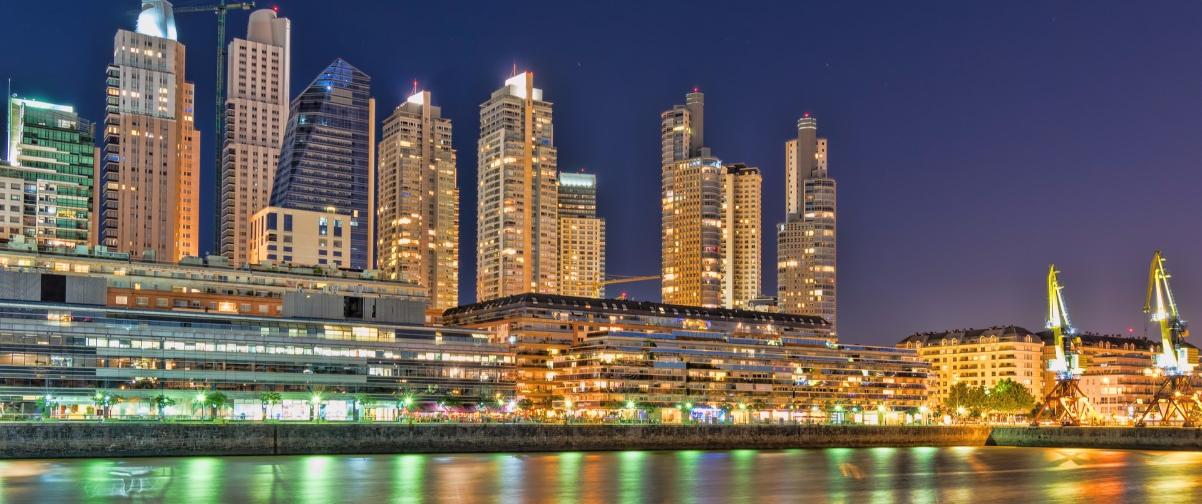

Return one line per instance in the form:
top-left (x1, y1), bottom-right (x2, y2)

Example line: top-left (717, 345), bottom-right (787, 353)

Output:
top-left (173, 0), bottom-right (256, 254)
top-left (1032, 264), bottom-right (1091, 426)
top-left (1135, 250), bottom-right (1202, 427)
top-left (595, 274), bottom-right (659, 299)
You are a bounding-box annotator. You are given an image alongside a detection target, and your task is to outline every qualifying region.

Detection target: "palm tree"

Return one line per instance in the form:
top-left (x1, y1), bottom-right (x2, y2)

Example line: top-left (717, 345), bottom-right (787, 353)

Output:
top-left (205, 392), bottom-right (230, 421)
top-left (150, 394), bottom-right (176, 420)
top-left (258, 391), bottom-right (282, 421)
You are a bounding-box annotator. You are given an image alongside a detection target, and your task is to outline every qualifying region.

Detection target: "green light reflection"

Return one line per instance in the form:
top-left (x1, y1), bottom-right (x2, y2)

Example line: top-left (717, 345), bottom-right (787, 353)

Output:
top-left (618, 451), bottom-right (646, 504)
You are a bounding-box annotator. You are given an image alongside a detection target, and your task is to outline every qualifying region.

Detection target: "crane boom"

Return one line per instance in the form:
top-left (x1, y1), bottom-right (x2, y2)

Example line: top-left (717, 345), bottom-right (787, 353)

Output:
top-left (1146, 250), bottom-right (1191, 374)
top-left (1045, 264), bottom-right (1080, 378)
top-left (173, 1), bottom-right (255, 255)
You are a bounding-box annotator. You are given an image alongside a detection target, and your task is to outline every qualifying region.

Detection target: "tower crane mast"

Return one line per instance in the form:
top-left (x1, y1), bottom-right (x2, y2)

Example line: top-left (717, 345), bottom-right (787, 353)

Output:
top-left (1033, 265), bottom-right (1091, 425)
top-left (173, 1), bottom-right (255, 254)
top-left (1135, 250), bottom-right (1202, 426)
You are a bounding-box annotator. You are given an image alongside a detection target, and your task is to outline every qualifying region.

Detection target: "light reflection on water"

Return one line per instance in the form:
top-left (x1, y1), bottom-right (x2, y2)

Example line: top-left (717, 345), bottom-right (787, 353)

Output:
top-left (0, 447), bottom-right (1199, 503)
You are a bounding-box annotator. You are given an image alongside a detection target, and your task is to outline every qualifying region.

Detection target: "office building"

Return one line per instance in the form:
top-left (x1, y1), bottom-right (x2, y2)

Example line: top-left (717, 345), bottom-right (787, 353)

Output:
top-left (4, 97), bottom-right (97, 247)
top-left (441, 293), bottom-right (833, 407)
top-left (661, 90), bottom-right (722, 307)
top-left (267, 59), bottom-right (374, 270)
top-left (778, 113), bottom-right (836, 331)
top-left (557, 172), bottom-right (605, 298)
top-left (100, 0), bottom-right (200, 262)
top-left (721, 163), bottom-right (761, 309)
top-left (0, 242), bottom-right (426, 322)
top-left (0, 299), bottom-right (512, 421)
top-left (247, 206), bottom-right (354, 270)
top-left (377, 90), bottom-right (459, 310)
top-left (476, 71), bottom-right (558, 300)
top-left (219, 8), bottom-right (290, 266)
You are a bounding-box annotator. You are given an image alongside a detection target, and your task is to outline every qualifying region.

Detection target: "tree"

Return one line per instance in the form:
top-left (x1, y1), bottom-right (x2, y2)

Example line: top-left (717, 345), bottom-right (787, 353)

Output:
top-left (352, 393), bottom-right (370, 422)
top-left (258, 392), bottom-right (282, 421)
top-left (517, 398), bottom-right (534, 411)
top-left (150, 394), bottom-right (176, 420)
top-left (944, 382), bottom-right (989, 419)
top-left (205, 392), bottom-right (230, 421)
top-left (987, 379), bottom-right (1036, 422)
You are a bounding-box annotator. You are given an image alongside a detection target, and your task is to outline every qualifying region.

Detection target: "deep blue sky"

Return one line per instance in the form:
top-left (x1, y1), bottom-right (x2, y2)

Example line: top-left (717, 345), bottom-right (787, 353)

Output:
top-left (4, 1), bottom-right (1202, 345)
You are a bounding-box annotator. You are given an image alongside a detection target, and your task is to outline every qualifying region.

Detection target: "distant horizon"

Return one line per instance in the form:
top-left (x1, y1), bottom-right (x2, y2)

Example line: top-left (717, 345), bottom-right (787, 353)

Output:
top-left (4, 1), bottom-right (1202, 345)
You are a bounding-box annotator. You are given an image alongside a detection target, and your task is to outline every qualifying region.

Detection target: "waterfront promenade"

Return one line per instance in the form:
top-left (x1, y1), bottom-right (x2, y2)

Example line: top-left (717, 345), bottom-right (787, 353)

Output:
top-left (2, 423), bottom-right (1201, 459)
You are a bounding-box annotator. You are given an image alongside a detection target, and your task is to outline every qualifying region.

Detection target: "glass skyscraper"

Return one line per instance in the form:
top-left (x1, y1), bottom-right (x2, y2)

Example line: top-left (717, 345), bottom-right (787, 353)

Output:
top-left (269, 59), bottom-right (374, 270)
top-left (4, 97), bottom-right (96, 246)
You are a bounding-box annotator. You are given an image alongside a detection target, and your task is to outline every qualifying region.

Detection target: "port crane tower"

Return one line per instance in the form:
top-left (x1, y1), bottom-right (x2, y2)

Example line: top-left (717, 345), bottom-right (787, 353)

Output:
top-left (1135, 251), bottom-right (1202, 427)
top-left (1032, 265), bottom-right (1091, 425)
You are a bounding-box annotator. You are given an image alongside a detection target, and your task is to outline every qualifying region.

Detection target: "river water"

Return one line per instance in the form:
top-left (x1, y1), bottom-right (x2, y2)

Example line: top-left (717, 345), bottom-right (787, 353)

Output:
top-left (0, 446), bottom-right (1198, 503)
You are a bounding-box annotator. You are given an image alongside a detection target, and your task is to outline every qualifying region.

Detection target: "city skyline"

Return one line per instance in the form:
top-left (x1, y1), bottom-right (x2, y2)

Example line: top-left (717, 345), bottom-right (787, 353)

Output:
top-left (4, 2), bottom-right (1202, 344)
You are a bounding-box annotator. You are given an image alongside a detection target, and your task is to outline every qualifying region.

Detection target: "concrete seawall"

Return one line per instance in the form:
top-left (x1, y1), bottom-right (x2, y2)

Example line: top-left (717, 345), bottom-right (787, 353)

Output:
top-left (988, 426), bottom-right (1202, 451)
top-left (0, 423), bottom-right (990, 459)
top-left (5, 424), bottom-right (1202, 459)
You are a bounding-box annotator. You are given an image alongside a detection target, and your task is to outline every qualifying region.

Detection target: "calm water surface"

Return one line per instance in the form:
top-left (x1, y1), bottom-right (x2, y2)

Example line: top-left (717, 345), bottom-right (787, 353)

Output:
top-left (0, 446), bottom-right (1199, 503)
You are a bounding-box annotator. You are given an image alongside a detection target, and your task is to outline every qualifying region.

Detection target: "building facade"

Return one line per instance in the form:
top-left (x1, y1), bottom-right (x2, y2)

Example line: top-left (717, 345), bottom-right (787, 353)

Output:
top-left (557, 172), bottom-right (605, 298)
top-left (101, 1), bottom-right (200, 262)
top-left (556, 330), bottom-right (928, 423)
top-left (778, 114), bottom-right (836, 331)
top-left (0, 243), bottom-right (426, 323)
top-left (0, 299), bottom-right (512, 421)
top-left (441, 293), bottom-right (834, 407)
top-left (476, 71), bottom-right (558, 300)
top-left (661, 91), bottom-right (723, 308)
top-left (4, 98), bottom-right (97, 248)
top-left (898, 326), bottom-right (1046, 407)
top-left (219, 8), bottom-right (290, 266)
top-left (721, 163), bottom-right (761, 309)
top-left (377, 90), bottom-right (459, 310)
top-left (248, 206), bottom-right (354, 270)
top-left (268, 59), bottom-right (374, 270)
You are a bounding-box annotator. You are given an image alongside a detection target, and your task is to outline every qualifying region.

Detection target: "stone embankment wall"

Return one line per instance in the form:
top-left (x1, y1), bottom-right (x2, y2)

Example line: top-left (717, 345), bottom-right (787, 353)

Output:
top-left (988, 426), bottom-right (1202, 451)
top-left (0, 423), bottom-right (991, 459)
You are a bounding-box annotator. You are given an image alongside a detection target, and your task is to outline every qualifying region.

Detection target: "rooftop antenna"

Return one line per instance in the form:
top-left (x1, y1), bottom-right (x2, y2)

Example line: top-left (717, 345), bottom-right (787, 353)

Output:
top-left (512, 61), bottom-right (518, 77)
top-left (412, 79), bottom-right (418, 96)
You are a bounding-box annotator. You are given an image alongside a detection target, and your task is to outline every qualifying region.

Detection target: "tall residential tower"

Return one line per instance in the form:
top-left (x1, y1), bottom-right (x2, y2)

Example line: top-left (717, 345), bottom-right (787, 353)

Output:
top-left (476, 71), bottom-right (558, 301)
top-left (778, 113), bottom-right (836, 331)
top-left (377, 90), bottom-right (459, 310)
top-left (721, 163), bottom-right (761, 309)
top-left (219, 8), bottom-right (290, 266)
top-left (557, 172), bottom-right (605, 298)
top-left (101, 0), bottom-right (200, 261)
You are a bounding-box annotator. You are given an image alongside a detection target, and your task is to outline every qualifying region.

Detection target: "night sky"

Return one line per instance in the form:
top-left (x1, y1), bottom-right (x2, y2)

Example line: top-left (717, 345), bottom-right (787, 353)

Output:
top-left (4, 1), bottom-right (1202, 346)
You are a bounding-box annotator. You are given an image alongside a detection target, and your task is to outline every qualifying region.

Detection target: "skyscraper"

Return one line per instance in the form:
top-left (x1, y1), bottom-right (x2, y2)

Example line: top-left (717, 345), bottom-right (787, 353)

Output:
top-left (101, 0), bottom-right (199, 261)
top-left (263, 59), bottom-right (374, 270)
top-left (476, 71), bottom-right (558, 301)
top-left (557, 172), bottom-right (605, 298)
top-left (5, 96), bottom-right (97, 247)
top-left (721, 163), bottom-right (761, 309)
top-left (377, 90), bottom-right (459, 310)
top-left (219, 8), bottom-right (290, 266)
top-left (778, 113), bottom-right (836, 332)
top-left (661, 90), bottom-right (723, 307)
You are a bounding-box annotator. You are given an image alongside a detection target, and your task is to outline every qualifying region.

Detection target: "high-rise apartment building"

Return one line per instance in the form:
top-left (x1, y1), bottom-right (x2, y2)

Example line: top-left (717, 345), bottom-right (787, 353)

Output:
top-left (100, 0), bottom-right (200, 261)
top-left (476, 71), bottom-right (558, 301)
top-left (557, 172), bottom-right (605, 298)
top-left (5, 97), bottom-right (97, 247)
top-left (778, 113), bottom-right (836, 331)
top-left (661, 90), bottom-right (723, 308)
top-left (377, 90), bottom-right (459, 310)
top-left (721, 163), bottom-right (761, 309)
top-left (219, 8), bottom-right (290, 266)
top-left (266, 59), bottom-right (375, 270)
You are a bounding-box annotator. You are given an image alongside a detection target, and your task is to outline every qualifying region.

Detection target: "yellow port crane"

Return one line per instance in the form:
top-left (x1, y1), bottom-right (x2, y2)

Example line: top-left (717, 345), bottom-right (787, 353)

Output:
top-left (1032, 264), bottom-right (1091, 426)
top-left (1135, 250), bottom-right (1202, 427)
